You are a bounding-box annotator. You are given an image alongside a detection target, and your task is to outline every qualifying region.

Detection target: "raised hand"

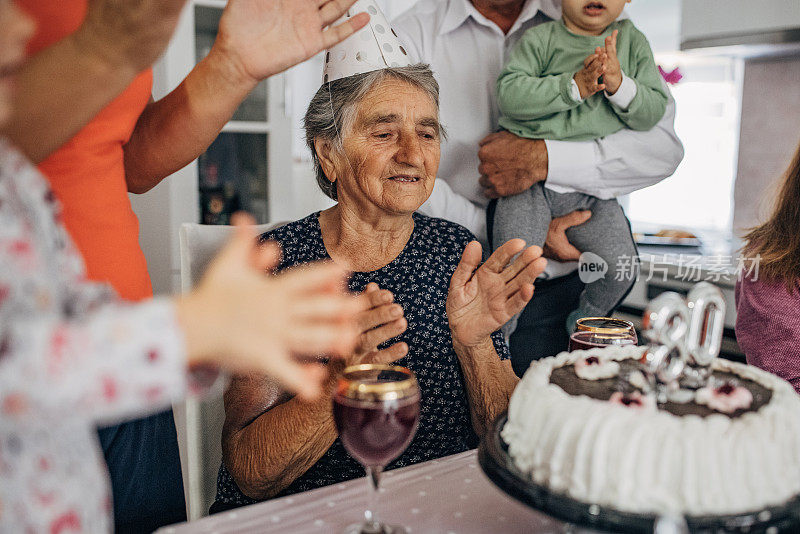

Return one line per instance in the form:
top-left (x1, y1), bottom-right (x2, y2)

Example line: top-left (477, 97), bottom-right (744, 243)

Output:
top-left (214, 0), bottom-right (371, 89)
top-left (602, 30), bottom-right (622, 94)
top-left (345, 283), bottom-right (409, 367)
top-left (574, 49), bottom-right (607, 99)
top-left (177, 213), bottom-right (365, 400)
top-left (446, 240), bottom-right (547, 348)
top-left (77, 0), bottom-right (189, 74)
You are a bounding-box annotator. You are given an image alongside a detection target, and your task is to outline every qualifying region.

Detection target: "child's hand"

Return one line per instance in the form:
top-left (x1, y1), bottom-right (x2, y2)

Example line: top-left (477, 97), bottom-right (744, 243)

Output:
top-left (602, 30), bottom-right (622, 95)
top-left (574, 51), bottom-right (606, 99)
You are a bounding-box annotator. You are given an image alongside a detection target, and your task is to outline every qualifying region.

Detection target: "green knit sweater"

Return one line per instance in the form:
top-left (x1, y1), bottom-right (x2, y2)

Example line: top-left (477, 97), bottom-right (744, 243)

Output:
top-left (497, 19), bottom-right (668, 142)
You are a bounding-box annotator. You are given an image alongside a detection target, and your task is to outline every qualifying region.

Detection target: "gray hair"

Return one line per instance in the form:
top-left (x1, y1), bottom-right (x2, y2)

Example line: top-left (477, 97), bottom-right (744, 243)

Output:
top-left (304, 64), bottom-right (443, 201)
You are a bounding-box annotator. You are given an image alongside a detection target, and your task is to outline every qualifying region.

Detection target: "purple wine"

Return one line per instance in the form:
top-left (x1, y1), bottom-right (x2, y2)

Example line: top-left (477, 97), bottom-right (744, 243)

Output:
top-left (333, 393), bottom-right (420, 468)
top-left (569, 331), bottom-right (636, 352)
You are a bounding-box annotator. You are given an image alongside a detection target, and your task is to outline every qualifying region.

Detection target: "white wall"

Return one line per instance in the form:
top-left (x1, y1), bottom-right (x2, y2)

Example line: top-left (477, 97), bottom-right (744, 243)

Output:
top-left (626, 0), bottom-right (681, 54)
top-left (733, 57), bottom-right (800, 235)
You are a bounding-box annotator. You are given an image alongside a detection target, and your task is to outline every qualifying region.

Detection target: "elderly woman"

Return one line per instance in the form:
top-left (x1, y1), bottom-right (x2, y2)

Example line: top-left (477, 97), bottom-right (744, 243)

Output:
top-left (212, 64), bottom-right (546, 511)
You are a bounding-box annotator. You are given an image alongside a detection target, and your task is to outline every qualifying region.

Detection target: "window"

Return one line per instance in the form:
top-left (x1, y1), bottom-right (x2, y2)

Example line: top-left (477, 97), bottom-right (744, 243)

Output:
top-left (626, 56), bottom-right (742, 237)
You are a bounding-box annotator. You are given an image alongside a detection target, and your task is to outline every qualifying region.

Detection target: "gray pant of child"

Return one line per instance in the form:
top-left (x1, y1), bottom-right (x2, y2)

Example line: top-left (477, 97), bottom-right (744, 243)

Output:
top-left (493, 184), bottom-right (639, 335)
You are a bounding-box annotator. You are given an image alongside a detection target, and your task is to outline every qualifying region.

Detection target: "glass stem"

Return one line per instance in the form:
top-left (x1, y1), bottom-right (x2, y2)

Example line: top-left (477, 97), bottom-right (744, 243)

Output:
top-left (363, 466), bottom-right (383, 531)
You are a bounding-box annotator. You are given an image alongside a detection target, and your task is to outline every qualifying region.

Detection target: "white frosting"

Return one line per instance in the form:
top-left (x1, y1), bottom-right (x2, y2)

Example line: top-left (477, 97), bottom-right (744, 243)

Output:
top-left (574, 356), bottom-right (620, 380)
top-left (502, 345), bottom-right (800, 516)
top-left (695, 383), bottom-right (754, 414)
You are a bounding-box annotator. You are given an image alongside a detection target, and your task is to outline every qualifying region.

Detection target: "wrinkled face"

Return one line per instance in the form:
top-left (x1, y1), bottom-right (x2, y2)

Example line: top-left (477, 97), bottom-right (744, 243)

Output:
top-left (0, 1), bottom-right (35, 127)
top-left (326, 79), bottom-right (441, 218)
top-left (561, 0), bottom-right (630, 35)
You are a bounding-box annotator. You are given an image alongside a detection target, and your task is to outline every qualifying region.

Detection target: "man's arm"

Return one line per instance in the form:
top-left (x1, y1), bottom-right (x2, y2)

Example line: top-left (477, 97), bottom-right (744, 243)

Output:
top-left (125, 1), bottom-right (369, 193)
top-left (479, 87), bottom-right (683, 200)
top-left (545, 84), bottom-right (683, 198)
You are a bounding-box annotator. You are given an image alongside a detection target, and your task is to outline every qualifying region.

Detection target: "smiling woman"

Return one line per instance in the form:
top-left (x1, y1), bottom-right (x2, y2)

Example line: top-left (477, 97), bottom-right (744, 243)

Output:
top-left (316, 77), bottom-right (440, 229)
top-left (212, 65), bottom-right (546, 512)
top-left (304, 65), bottom-right (444, 202)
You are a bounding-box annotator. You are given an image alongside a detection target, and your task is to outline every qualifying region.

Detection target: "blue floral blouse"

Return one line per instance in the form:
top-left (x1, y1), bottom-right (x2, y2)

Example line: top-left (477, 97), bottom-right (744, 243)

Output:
top-left (214, 212), bottom-right (510, 510)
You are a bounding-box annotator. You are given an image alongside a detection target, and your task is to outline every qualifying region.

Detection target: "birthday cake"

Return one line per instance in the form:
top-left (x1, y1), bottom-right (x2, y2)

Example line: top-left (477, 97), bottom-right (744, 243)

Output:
top-left (501, 344), bottom-right (800, 516)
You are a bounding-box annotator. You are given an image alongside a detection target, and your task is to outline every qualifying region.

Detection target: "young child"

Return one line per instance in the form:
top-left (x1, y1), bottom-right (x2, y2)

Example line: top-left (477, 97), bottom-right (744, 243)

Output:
top-left (493, 0), bottom-right (669, 333)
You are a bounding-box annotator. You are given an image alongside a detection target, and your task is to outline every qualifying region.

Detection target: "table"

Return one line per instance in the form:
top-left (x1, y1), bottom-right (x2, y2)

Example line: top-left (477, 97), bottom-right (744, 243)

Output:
top-left (157, 450), bottom-right (596, 533)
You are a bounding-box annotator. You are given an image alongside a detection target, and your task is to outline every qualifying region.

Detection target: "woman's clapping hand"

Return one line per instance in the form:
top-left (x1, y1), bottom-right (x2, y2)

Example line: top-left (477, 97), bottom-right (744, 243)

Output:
top-left (343, 282), bottom-right (409, 368)
top-left (446, 239), bottom-right (547, 347)
top-left (176, 214), bottom-right (365, 400)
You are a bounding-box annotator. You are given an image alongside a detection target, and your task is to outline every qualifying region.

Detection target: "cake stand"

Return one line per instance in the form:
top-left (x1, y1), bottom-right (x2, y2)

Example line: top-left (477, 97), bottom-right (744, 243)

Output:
top-left (478, 414), bottom-right (800, 533)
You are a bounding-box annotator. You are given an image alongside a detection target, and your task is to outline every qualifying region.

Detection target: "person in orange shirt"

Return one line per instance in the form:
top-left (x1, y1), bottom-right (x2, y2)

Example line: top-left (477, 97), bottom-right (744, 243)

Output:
top-left (3, 0), bottom-right (369, 531)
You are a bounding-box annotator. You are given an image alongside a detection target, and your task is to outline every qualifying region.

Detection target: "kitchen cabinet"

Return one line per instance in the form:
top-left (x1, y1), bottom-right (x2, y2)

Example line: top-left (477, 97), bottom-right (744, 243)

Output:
top-left (681, 0), bottom-right (800, 54)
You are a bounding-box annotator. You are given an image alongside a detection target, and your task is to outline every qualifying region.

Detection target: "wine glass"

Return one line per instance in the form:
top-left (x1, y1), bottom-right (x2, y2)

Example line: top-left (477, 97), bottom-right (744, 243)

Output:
top-left (569, 316), bottom-right (638, 351)
top-left (333, 364), bottom-right (421, 534)
top-left (575, 316), bottom-right (638, 343)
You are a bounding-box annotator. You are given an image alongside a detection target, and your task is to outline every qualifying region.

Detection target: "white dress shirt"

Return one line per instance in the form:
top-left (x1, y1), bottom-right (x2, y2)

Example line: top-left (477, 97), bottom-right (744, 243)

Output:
top-left (393, 0), bottom-right (684, 277)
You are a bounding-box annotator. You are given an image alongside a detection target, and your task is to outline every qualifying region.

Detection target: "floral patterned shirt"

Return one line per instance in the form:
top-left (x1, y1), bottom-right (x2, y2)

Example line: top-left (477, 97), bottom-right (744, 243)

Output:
top-left (0, 139), bottom-right (198, 533)
top-left (214, 212), bottom-right (510, 509)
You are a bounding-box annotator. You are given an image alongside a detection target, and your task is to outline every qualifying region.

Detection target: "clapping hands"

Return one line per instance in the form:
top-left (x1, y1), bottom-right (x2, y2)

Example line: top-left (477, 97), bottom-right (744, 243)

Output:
top-left (573, 29), bottom-right (622, 98)
top-left (446, 240), bottom-right (547, 348)
top-left (600, 30), bottom-right (622, 94)
top-left (344, 283), bottom-right (409, 368)
top-left (177, 214), bottom-right (366, 400)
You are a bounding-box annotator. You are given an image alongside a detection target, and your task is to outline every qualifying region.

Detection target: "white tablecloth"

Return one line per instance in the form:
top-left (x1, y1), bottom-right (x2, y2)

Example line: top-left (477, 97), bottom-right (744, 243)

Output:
top-left (157, 450), bottom-right (597, 533)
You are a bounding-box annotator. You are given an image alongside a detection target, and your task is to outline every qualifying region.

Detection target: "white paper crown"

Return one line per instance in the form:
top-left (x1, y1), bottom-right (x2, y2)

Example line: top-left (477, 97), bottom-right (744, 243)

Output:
top-left (323, 0), bottom-right (412, 84)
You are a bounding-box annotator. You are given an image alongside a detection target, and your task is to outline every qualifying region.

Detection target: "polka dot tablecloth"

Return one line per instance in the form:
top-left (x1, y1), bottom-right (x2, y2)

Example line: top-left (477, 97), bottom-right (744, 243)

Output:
top-left (156, 451), bottom-right (599, 534)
